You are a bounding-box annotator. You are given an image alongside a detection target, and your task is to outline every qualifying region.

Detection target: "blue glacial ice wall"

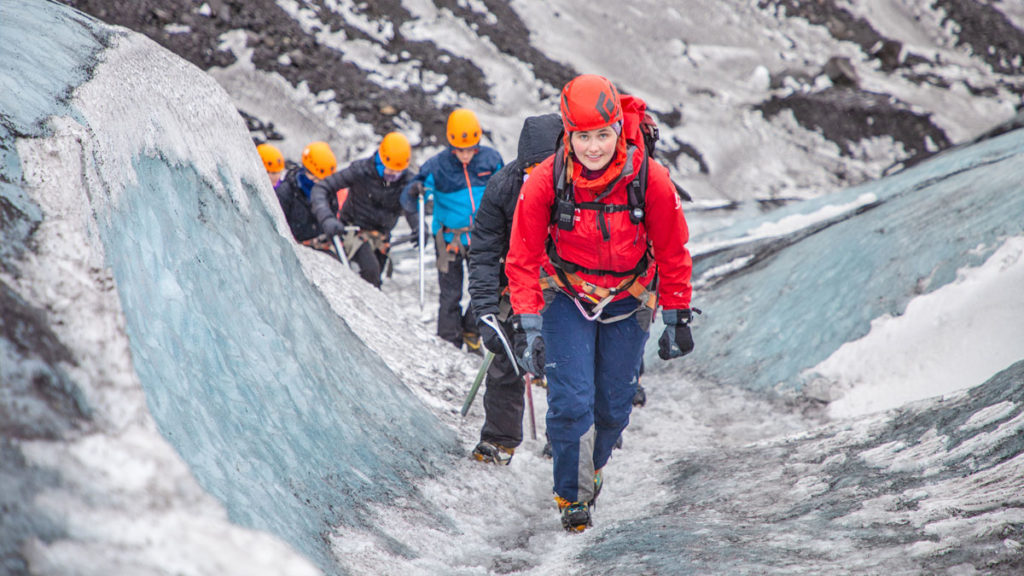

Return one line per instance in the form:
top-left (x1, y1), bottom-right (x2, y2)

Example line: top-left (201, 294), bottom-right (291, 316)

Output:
top-left (0, 0), bottom-right (107, 266)
top-left (1, 2), bottom-right (459, 574)
top-left (667, 125), bottom-right (1024, 393)
top-left (99, 158), bottom-right (459, 569)
top-left (0, 4), bottom-right (110, 573)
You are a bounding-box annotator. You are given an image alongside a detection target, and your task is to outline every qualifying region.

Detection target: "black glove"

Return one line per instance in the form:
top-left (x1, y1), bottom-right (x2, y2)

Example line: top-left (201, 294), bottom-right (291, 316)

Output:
top-left (477, 313), bottom-right (511, 356)
top-left (407, 181), bottom-right (425, 199)
top-left (658, 309), bottom-right (695, 360)
top-left (322, 218), bottom-right (346, 237)
top-left (511, 313), bottom-right (545, 377)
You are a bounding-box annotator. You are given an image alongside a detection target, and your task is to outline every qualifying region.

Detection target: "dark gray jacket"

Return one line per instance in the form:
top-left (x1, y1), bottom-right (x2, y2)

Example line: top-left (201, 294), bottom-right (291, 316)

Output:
top-left (468, 114), bottom-right (562, 319)
top-left (310, 154), bottom-right (414, 235)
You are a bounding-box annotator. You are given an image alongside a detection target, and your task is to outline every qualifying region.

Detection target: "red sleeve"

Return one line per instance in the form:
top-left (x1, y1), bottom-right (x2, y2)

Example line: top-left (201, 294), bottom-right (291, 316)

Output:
top-left (644, 162), bottom-right (693, 310)
top-left (506, 157), bottom-right (557, 315)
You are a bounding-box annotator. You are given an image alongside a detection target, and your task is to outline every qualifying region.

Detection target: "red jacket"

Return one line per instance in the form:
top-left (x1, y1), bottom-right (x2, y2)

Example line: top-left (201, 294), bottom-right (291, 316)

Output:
top-left (507, 99), bottom-right (693, 315)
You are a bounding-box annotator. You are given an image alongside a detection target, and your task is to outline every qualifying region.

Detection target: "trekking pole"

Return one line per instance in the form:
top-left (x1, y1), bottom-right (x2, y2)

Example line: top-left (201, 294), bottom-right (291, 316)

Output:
top-left (417, 194), bottom-right (426, 313)
top-left (524, 373), bottom-right (537, 440)
top-left (330, 234), bottom-right (349, 268)
top-left (461, 350), bottom-right (494, 417)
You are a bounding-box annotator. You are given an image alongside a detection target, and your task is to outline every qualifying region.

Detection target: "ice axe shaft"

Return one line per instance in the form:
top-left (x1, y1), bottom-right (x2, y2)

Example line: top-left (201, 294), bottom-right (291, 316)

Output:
top-left (330, 234), bottom-right (349, 267)
top-left (525, 374), bottom-right (537, 440)
top-left (461, 351), bottom-right (494, 417)
top-left (417, 194), bottom-right (426, 312)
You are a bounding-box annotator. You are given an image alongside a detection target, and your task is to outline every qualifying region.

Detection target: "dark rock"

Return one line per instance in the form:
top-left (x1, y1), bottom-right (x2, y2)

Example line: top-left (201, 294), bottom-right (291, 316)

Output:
top-left (823, 56), bottom-right (859, 88)
top-left (872, 39), bottom-right (903, 72)
top-left (757, 87), bottom-right (950, 162)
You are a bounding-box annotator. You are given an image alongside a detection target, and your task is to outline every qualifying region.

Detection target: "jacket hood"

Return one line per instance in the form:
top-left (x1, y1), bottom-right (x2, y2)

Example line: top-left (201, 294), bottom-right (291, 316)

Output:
top-left (517, 113), bottom-right (562, 167)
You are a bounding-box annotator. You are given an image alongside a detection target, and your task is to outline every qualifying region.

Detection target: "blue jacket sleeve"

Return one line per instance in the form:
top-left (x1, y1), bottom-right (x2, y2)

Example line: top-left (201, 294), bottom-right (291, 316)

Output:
top-left (400, 158), bottom-right (437, 213)
top-left (400, 181), bottom-right (418, 214)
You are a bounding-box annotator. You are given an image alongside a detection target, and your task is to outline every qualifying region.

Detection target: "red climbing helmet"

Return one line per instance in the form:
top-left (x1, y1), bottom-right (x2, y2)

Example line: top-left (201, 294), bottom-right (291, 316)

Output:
top-left (559, 74), bottom-right (622, 132)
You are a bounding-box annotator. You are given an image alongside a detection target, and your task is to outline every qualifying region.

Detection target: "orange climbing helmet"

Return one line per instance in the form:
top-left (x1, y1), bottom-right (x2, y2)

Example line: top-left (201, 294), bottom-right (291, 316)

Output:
top-left (378, 132), bottom-right (411, 171)
top-left (257, 143), bottom-right (284, 173)
top-left (559, 74), bottom-right (622, 132)
top-left (301, 141), bottom-right (337, 179)
top-left (446, 108), bottom-right (482, 148)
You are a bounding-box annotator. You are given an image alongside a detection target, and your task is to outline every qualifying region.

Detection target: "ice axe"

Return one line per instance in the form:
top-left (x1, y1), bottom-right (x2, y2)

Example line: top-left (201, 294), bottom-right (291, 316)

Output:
top-left (461, 350), bottom-right (494, 417)
top-left (331, 226), bottom-right (365, 269)
top-left (477, 314), bottom-right (520, 376)
top-left (330, 234), bottom-right (349, 268)
top-left (417, 193), bottom-right (426, 314)
top-left (524, 373), bottom-right (537, 441)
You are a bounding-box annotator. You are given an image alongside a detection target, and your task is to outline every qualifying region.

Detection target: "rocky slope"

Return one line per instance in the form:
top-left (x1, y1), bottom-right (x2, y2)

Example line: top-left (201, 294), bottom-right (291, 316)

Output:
top-left (60, 0), bottom-right (1024, 204)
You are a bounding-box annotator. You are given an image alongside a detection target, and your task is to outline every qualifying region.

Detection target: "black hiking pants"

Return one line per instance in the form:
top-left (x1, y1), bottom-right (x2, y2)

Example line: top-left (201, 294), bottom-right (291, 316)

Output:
top-left (350, 242), bottom-right (387, 288)
top-left (480, 337), bottom-right (527, 449)
top-left (436, 249), bottom-right (477, 347)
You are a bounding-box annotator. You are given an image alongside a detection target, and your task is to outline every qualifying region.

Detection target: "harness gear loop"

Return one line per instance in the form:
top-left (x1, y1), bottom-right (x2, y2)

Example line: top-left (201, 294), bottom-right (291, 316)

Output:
top-left (341, 228), bottom-right (389, 262)
top-left (301, 235), bottom-right (334, 254)
top-left (435, 225), bottom-right (471, 273)
top-left (539, 268), bottom-right (658, 323)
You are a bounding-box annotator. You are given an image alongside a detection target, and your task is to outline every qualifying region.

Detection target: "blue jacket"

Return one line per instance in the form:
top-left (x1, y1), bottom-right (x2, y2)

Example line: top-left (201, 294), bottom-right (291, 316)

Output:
top-left (401, 146), bottom-right (503, 245)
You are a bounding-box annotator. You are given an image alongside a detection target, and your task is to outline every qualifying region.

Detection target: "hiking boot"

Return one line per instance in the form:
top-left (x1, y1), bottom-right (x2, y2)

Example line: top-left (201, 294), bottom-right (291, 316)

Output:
top-left (463, 331), bottom-right (483, 356)
top-left (531, 375), bottom-right (547, 389)
top-left (632, 384), bottom-right (647, 407)
top-left (472, 441), bottom-right (514, 465)
top-left (555, 495), bottom-right (592, 533)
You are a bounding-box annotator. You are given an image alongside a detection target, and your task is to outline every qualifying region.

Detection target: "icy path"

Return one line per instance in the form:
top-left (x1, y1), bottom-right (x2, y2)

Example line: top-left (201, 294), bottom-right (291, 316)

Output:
top-left (327, 362), bottom-right (813, 575)
top-left (329, 233), bottom-right (815, 575)
top-left (330, 223), bottom-right (1024, 575)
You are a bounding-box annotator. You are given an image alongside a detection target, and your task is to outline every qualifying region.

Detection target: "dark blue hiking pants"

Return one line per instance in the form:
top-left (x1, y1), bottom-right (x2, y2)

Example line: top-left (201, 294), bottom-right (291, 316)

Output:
top-left (543, 292), bottom-right (648, 503)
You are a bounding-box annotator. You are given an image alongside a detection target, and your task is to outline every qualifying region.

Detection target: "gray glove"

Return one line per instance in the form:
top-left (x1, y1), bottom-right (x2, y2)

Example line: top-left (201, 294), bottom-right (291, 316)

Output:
top-left (658, 308), bottom-right (695, 360)
top-left (322, 218), bottom-right (346, 237)
top-left (512, 313), bottom-right (545, 377)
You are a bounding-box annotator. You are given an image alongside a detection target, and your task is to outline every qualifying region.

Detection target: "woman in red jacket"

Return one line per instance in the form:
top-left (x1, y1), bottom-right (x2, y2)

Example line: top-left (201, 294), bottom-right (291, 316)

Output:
top-left (505, 74), bottom-right (696, 532)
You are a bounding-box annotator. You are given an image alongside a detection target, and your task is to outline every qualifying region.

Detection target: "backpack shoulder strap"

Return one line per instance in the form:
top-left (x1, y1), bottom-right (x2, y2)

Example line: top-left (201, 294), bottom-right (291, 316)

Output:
top-left (640, 112), bottom-right (659, 156)
top-left (550, 141), bottom-right (575, 228)
top-left (626, 111), bottom-right (659, 225)
top-left (627, 151), bottom-right (649, 225)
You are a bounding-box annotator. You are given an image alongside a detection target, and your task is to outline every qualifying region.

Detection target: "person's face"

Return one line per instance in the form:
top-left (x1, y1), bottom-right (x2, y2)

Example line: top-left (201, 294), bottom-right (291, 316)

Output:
top-left (453, 147), bottom-right (478, 165)
top-left (268, 170), bottom-right (283, 187)
top-left (570, 126), bottom-right (618, 171)
top-left (305, 168), bottom-right (325, 183)
top-left (382, 168), bottom-right (403, 182)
